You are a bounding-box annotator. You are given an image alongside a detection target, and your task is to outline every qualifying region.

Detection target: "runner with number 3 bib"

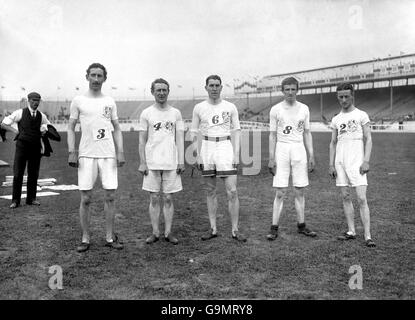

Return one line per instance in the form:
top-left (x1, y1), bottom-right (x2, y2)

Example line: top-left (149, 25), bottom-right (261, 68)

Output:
top-left (267, 77), bottom-right (317, 240)
top-left (67, 63), bottom-right (125, 253)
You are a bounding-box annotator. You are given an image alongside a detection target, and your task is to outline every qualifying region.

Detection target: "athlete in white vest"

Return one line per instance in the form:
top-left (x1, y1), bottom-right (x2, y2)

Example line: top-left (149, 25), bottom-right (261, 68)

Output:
top-left (67, 63), bottom-right (125, 253)
top-left (329, 82), bottom-right (375, 247)
top-left (191, 75), bottom-right (246, 242)
top-left (138, 78), bottom-right (184, 245)
top-left (267, 77), bottom-right (317, 240)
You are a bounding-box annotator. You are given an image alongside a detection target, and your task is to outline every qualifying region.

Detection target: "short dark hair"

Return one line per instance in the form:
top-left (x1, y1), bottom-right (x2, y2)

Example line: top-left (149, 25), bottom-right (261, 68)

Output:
top-left (281, 77), bottom-right (299, 91)
top-left (86, 63), bottom-right (107, 79)
top-left (336, 82), bottom-right (354, 93)
top-left (151, 78), bottom-right (170, 93)
top-left (205, 75), bottom-right (222, 86)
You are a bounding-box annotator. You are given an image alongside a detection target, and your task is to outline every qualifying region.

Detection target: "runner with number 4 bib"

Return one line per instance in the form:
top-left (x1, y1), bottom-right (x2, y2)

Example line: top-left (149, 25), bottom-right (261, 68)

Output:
top-left (267, 77), bottom-right (317, 240)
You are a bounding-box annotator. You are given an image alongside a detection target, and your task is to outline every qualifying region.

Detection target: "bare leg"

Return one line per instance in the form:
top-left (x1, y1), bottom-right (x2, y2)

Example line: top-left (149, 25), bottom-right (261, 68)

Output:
top-left (149, 192), bottom-right (161, 237)
top-left (224, 175), bottom-right (239, 234)
top-left (205, 177), bottom-right (218, 234)
top-left (79, 190), bottom-right (92, 243)
top-left (104, 189), bottom-right (116, 242)
top-left (355, 186), bottom-right (371, 240)
top-left (294, 187), bottom-right (305, 224)
top-left (340, 186), bottom-right (356, 235)
top-left (163, 193), bottom-right (174, 236)
top-left (272, 188), bottom-right (286, 225)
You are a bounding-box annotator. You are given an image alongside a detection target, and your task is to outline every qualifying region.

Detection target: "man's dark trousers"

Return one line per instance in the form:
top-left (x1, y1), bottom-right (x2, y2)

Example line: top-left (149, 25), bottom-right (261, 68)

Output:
top-left (12, 107), bottom-right (43, 205)
top-left (12, 140), bottom-right (41, 204)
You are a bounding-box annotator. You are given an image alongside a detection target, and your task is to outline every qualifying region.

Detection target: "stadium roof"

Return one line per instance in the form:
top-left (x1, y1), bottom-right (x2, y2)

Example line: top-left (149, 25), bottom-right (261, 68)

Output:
top-left (264, 53), bottom-right (415, 79)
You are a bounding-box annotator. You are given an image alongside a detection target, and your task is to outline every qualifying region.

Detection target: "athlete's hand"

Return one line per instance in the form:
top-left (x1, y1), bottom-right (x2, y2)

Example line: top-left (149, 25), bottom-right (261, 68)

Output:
top-left (308, 156), bottom-right (315, 173)
top-left (328, 165), bottom-right (337, 179)
top-left (268, 159), bottom-right (276, 176)
top-left (117, 151), bottom-right (125, 167)
top-left (196, 155), bottom-right (203, 171)
top-left (359, 161), bottom-right (370, 175)
top-left (232, 155), bottom-right (239, 170)
top-left (176, 163), bottom-right (185, 175)
top-left (138, 163), bottom-right (148, 176)
top-left (68, 151), bottom-right (79, 168)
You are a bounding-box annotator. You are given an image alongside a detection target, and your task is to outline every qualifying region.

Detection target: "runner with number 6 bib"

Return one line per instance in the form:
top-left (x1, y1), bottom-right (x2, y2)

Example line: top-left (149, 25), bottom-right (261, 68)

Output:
top-left (191, 75), bottom-right (246, 242)
top-left (267, 77), bottom-right (317, 240)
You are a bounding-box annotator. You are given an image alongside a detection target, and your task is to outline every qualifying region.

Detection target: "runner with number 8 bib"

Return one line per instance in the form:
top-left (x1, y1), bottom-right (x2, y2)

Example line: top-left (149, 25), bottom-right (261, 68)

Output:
top-left (267, 77), bottom-right (317, 240)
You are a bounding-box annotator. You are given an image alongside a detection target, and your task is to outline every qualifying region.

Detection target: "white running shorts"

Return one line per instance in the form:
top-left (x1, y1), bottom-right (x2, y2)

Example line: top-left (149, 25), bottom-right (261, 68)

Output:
top-left (142, 170), bottom-right (182, 193)
top-left (273, 142), bottom-right (308, 188)
top-left (78, 157), bottom-right (118, 190)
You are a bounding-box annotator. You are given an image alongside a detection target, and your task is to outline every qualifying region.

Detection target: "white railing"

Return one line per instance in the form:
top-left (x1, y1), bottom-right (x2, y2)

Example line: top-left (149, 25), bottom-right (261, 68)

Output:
top-left (49, 120), bottom-right (415, 133)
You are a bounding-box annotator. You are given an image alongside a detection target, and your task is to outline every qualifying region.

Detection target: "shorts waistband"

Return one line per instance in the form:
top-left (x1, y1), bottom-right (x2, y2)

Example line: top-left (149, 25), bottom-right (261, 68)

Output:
top-left (203, 136), bottom-right (230, 142)
top-left (338, 138), bottom-right (363, 141)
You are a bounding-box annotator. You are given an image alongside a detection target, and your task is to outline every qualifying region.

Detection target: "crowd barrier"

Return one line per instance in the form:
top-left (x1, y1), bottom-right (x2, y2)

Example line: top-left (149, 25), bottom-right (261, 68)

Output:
top-left (49, 120), bottom-right (415, 133)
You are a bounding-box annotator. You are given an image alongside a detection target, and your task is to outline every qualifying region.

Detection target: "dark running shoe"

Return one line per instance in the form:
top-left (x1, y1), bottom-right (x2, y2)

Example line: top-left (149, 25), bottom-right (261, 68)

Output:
top-left (267, 225), bottom-right (279, 241)
top-left (232, 231), bottom-right (247, 242)
top-left (105, 234), bottom-right (123, 250)
top-left (297, 223), bottom-right (317, 237)
top-left (76, 242), bottom-right (90, 253)
top-left (337, 231), bottom-right (356, 241)
top-left (9, 202), bottom-right (19, 209)
top-left (201, 229), bottom-right (218, 241)
top-left (26, 200), bottom-right (40, 206)
top-left (164, 233), bottom-right (178, 245)
top-left (365, 239), bottom-right (376, 248)
top-left (146, 234), bottom-right (160, 244)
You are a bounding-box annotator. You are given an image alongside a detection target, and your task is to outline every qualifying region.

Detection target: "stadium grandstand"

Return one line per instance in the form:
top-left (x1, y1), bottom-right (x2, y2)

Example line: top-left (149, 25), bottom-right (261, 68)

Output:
top-left (234, 53), bottom-right (415, 127)
top-left (1, 53), bottom-right (414, 131)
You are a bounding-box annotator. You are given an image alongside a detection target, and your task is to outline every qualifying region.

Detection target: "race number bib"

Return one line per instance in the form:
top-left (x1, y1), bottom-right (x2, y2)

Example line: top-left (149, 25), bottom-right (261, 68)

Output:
top-left (209, 114), bottom-right (225, 126)
top-left (92, 126), bottom-right (110, 141)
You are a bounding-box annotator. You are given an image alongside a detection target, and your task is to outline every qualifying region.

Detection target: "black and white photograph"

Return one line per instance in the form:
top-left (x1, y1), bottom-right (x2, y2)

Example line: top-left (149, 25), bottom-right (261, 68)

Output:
top-left (0, 0), bottom-right (414, 306)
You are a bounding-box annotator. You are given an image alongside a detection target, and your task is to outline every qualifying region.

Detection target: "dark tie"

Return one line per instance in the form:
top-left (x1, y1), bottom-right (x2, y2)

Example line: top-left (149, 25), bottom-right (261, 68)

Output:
top-left (32, 112), bottom-right (36, 118)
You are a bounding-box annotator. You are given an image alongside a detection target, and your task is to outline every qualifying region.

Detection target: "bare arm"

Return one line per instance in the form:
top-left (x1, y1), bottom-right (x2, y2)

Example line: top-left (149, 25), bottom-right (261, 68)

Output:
top-left (360, 123), bottom-right (372, 174)
top-left (67, 118), bottom-right (78, 167)
top-left (176, 126), bottom-right (185, 174)
top-left (111, 120), bottom-right (125, 167)
top-left (329, 128), bottom-right (338, 178)
top-left (231, 106), bottom-right (241, 166)
top-left (303, 129), bottom-right (315, 172)
top-left (190, 110), bottom-right (202, 169)
top-left (231, 129), bottom-right (241, 166)
top-left (138, 130), bottom-right (148, 175)
top-left (268, 130), bottom-right (277, 174)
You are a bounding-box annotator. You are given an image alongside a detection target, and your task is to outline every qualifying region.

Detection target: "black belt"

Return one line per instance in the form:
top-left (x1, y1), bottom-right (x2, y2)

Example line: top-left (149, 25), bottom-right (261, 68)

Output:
top-left (203, 136), bottom-right (230, 142)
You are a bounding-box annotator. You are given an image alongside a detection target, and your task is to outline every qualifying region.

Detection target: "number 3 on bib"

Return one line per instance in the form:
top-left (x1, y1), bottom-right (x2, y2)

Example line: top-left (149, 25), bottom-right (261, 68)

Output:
top-left (93, 127), bottom-right (109, 141)
top-left (283, 126), bottom-right (292, 134)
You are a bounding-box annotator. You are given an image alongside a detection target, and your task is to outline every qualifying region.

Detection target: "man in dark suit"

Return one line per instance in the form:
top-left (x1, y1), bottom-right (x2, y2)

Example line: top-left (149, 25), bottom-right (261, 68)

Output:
top-left (1, 92), bottom-right (51, 208)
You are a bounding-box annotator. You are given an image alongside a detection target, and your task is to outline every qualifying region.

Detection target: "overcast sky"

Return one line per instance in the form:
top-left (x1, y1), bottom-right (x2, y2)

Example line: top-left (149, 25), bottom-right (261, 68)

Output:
top-left (1, 0), bottom-right (414, 100)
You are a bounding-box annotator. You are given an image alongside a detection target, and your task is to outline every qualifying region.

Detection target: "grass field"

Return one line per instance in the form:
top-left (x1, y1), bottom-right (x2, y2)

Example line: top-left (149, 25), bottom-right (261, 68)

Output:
top-left (0, 132), bottom-right (414, 300)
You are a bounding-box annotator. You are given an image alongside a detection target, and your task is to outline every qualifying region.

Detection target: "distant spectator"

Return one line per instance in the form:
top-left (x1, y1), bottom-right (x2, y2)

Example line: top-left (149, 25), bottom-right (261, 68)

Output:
top-left (398, 117), bottom-right (404, 130)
